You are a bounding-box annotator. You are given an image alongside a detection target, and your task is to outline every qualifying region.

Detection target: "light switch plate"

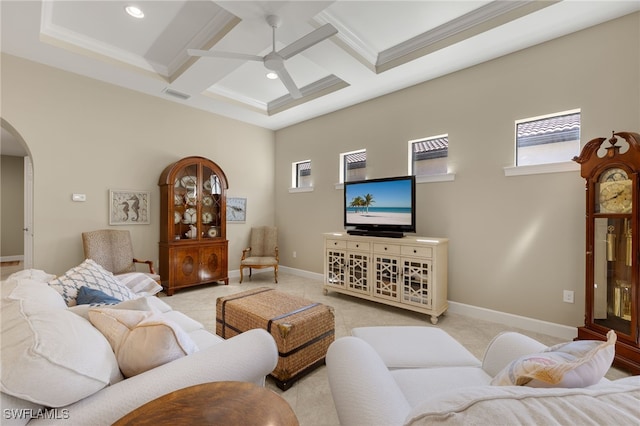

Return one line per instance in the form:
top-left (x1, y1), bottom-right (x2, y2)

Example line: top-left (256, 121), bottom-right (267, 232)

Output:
top-left (72, 193), bottom-right (86, 202)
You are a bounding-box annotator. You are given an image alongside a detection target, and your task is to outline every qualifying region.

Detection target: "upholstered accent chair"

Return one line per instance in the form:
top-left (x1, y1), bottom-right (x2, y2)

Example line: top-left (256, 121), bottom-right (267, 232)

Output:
top-left (240, 226), bottom-right (279, 283)
top-left (82, 229), bottom-right (160, 283)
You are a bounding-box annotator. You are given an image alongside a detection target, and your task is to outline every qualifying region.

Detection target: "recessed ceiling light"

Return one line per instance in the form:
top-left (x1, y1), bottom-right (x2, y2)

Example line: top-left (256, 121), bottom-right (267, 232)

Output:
top-left (125, 6), bottom-right (144, 19)
top-left (266, 72), bottom-right (278, 80)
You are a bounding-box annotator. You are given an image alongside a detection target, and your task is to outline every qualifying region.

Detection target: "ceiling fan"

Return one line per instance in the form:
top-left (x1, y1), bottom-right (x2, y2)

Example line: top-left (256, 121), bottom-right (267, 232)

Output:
top-left (188, 15), bottom-right (337, 99)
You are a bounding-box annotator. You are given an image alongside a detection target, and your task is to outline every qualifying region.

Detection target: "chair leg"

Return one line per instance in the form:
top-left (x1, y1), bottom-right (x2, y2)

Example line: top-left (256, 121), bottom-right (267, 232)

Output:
top-left (274, 265), bottom-right (278, 283)
top-left (239, 266), bottom-right (244, 284)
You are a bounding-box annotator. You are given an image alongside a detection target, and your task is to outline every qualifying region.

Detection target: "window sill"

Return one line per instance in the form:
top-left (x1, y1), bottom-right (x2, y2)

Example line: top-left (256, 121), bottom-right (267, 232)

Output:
top-left (416, 173), bottom-right (456, 183)
top-left (289, 187), bottom-right (314, 193)
top-left (504, 161), bottom-right (579, 177)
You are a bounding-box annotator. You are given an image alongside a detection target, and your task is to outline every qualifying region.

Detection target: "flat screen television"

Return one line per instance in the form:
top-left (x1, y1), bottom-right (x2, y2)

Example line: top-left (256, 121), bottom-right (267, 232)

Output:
top-left (343, 175), bottom-right (416, 238)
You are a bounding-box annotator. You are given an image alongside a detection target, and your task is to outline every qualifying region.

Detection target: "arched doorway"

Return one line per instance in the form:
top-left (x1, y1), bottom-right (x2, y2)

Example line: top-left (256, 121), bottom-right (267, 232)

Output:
top-left (1, 118), bottom-right (33, 271)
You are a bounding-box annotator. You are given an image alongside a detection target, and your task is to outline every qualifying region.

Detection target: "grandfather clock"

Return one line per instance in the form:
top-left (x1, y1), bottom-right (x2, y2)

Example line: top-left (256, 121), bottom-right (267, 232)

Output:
top-left (573, 131), bottom-right (640, 374)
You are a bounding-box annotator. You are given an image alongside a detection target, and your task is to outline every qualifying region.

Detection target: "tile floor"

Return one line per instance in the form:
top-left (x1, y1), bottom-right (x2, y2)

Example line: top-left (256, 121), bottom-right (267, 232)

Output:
top-left (158, 271), bottom-right (630, 426)
top-left (2, 264), bottom-right (629, 425)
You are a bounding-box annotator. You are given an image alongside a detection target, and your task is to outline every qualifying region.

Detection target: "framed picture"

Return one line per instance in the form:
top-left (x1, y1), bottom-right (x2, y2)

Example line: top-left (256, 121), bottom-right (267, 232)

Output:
top-left (227, 197), bottom-right (247, 222)
top-left (109, 190), bottom-right (150, 225)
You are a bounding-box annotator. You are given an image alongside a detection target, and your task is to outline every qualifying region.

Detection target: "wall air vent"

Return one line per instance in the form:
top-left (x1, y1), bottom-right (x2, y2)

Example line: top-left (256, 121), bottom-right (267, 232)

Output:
top-left (163, 88), bottom-right (191, 100)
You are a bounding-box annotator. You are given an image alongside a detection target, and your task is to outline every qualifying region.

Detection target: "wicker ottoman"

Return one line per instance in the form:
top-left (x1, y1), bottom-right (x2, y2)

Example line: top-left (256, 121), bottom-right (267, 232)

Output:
top-left (216, 287), bottom-right (335, 390)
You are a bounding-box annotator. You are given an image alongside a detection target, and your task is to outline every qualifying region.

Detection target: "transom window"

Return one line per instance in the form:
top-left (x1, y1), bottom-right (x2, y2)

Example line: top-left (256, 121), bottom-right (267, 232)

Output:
top-left (409, 134), bottom-right (448, 176)
top-left (292, 160), bottom-right (312, 188)
top-left (515, 109), bottom-right (581, 166)
top-left (340, 149), bottom-right (366, 183)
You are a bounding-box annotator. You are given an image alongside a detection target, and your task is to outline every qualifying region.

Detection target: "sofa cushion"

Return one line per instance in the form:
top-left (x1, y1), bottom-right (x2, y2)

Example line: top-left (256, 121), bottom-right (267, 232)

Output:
top-left (48, 259), bottom-right (137, 306)
top-left (491, 330), bottom-right (616, 388)
top-left (1, 279), bottom-right (122, 407)
top-left (70, 295), bottom-right (158, 320)
top-left (392, 366), bottom-right (491, 408)
top-left (404, 380), bottom-right (640, 426)
top-left (352, 327), bottom-right (481, 368)
top-left (88, 307), bottom-right (198, 378)
top-left (116, 272), bottom-right (162, 296)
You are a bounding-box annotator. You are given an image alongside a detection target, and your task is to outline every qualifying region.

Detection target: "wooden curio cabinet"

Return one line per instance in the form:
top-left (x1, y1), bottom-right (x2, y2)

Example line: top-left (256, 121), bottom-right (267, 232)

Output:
top-left (158, 156), bottom-right (229, 295)
top-left (573, 131), bottom-right (640, 374)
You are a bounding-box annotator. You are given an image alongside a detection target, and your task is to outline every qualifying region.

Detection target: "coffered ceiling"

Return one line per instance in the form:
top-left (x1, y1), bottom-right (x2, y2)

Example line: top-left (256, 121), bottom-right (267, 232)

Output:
top-left (1, 0), bottom-right (639, 136)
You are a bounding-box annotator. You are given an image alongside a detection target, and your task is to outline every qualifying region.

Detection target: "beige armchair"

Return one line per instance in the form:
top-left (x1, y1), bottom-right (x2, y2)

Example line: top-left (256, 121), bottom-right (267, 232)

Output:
top-left (240, 226), bottom-right (279, 283)
top-left (82, 229), bottom-right (160, 283)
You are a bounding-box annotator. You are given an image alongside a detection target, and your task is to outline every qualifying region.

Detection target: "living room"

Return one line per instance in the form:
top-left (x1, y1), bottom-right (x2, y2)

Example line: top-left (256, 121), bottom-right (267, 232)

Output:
top-left (3, 7), bottom-right (638, 335)
top-left (2, 1), bottom-right (640, 424)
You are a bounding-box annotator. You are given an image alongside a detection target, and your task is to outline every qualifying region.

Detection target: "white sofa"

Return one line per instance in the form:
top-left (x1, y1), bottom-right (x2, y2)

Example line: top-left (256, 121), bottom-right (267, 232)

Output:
top-left (1, 269), bottom-right (279, 425)
top-left (327, 326), bottom-right (640, 426)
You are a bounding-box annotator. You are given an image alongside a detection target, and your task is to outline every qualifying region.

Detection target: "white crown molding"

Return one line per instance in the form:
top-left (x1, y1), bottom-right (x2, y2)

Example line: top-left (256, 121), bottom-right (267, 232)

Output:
top-left (166, 10), bottom-right (238, 77)
top-left (268, 74), bottom-right (349, 115)
top-left (377, 0), bottom-right (539, 68)
top-left (40, 2), bottom-right (168, 76)
top-left (315, 10), bottom-right (378, 67)
top-left (40, 2), bottom-right (237, 79)
top-left (205, 85), bottom-right (269, 113)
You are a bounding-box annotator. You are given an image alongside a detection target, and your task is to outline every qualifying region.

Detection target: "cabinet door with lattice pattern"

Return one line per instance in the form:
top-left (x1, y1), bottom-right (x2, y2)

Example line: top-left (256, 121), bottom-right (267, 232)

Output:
top-left (347, 252), bottom-right (369, 294)
top-left (401, 258), bottom-right (432, 308)
top-left (326, 249), bottom-right (346, 288)
top-left (373, 255), bottom-right (400, 301)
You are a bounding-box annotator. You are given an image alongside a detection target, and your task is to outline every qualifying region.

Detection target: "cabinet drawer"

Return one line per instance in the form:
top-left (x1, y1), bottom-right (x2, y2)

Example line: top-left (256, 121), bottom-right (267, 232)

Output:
top-left (327, 239), bottom-right (347, 249)
top-left (401, 245), bottom-right (432, 258)
top-left (374, 243), bottom-right (401, 255)
top-left (347, 241), bottom-right (370, 251)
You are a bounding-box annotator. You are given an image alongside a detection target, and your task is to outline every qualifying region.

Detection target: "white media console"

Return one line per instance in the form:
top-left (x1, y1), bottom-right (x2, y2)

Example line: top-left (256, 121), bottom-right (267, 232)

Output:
top-left (323, 232), bottom-right (448, 324)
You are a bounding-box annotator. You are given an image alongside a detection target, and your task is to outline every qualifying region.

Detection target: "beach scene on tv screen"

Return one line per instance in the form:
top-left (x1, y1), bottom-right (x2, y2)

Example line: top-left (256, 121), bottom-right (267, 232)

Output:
top-left (345, 179), bottom-right (412, 225)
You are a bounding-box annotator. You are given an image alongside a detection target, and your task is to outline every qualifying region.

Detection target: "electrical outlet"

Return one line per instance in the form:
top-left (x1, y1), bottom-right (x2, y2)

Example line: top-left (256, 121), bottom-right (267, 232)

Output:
top-left (563, 290), bottom-right (574, 304)
top-left (292, 251), bottom-right (297, 258)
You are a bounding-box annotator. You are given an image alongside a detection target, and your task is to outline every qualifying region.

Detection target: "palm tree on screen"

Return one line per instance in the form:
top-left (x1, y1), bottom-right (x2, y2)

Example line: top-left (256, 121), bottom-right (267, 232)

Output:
top-left (363, 193), bottom-right (375, 213)
top-left (350, 196), bottom-right (365, 213)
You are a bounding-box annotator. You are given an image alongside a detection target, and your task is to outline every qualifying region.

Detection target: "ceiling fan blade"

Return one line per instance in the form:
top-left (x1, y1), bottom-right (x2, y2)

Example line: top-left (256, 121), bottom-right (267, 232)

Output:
top-left (277, 23), bottom-right (338, 60)
top-left (187, 49), bottom-right (263, 62)
top-left (276, 67), bottom-right (302, 99)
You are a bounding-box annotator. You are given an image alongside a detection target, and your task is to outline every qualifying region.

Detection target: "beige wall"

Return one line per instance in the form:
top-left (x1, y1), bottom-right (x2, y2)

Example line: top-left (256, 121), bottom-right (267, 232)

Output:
top-left (1, 54), bottom-right (275, 275)
top-left (1, 13), bottom-right (638, 328)
top-left (1, 155), bottom-right (24, 257)
top-left (274, 13), bottom-right (640, 327)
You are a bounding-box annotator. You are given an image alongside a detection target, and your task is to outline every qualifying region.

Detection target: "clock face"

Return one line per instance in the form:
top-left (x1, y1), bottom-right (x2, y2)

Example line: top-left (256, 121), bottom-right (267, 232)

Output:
top-left (599, 168), bottom-right (632, 213)
top-left (600, 168), bottom-right (628, 183)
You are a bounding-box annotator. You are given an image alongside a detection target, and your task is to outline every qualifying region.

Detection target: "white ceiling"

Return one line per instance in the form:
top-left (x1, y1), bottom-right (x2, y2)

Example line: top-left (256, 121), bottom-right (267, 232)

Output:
top-left (1, 0), bottom-right (639, 155)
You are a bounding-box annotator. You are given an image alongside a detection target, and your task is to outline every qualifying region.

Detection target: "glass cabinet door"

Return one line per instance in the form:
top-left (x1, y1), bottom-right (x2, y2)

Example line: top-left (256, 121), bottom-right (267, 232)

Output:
top-left (201, 165), bottom-right (222, 239)
top-left (592, 167), bottom-right (634, 336)
top-left (171, 164), bottom-right (198, 241)
top-left (593, 217), bottom-right (633, 335)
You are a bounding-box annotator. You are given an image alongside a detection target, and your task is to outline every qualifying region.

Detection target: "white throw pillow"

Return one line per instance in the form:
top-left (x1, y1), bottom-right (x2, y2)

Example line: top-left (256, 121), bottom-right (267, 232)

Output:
top-left (3, 278), bottom-right (67, 311)
top-left (6, 268), bottom-right (56, 282)
top-left (1, 279), bottom-right (122, 407)
top-left (69, 294), bottom-right (158, 320)
top-left (48, 259), bottom-right (137, 306)
top-left (88, 307), bottom-right (198, 378)
top-left (491, 330), bottom-right (616, 388)
top-left (116, 272), bottom-right (162, 296)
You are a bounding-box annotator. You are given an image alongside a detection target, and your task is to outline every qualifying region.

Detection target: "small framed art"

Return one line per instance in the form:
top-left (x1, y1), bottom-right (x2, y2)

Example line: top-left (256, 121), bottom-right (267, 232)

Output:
top-left (227, 197), bottom-right (247, 222)
top-left (109, 190), bottom-right (150, 225)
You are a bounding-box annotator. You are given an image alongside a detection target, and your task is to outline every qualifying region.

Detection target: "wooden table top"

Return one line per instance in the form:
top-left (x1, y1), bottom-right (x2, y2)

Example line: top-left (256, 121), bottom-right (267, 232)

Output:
top-left (114, 381), bottom-right (299, 426)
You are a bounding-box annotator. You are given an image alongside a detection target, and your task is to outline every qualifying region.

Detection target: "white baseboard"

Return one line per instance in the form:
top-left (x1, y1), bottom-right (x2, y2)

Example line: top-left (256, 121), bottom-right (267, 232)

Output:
top-left (447, 301), bottom-right (578, 341)
top-left (279, 266), bottom-right (324, 281)
top-left (0, 255), bottom-right (24, 263)
top-left (228, 266), bottom-right (323, 282)
top-left (233, 266), bottom-right (578, 340)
